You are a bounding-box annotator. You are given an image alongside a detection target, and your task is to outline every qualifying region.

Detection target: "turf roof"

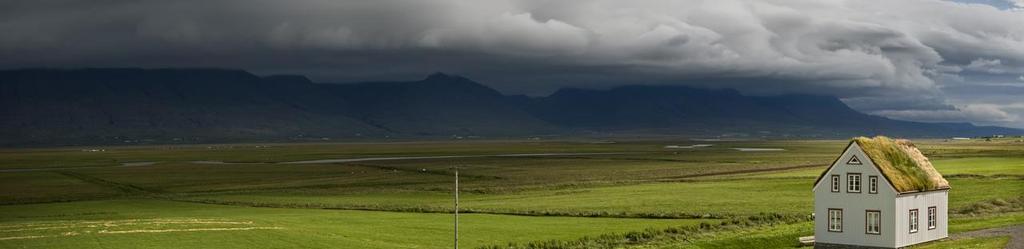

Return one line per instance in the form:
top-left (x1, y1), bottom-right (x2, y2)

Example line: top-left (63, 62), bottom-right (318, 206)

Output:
top-left (851, 136), bottom-right (950, 193)
top-left (814, 136), bottom-right (951, 193)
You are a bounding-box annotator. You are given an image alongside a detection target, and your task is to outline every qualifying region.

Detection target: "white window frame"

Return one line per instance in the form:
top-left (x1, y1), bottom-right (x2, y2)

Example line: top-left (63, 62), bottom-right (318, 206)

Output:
top-left (909, 209), bottom-right (919, 233)
top-left (866, 210), bottom-right (881, 235)
top-left (928, 207), bottom-right (937, 230)
top-left (868, 176), bottom-right (878, 194)
top-left (828, 209), bottom-right (843, 232)
top-left (847, 173), bottom-right (861, 193)
top-left (831, 175), bottom-right (840, 193)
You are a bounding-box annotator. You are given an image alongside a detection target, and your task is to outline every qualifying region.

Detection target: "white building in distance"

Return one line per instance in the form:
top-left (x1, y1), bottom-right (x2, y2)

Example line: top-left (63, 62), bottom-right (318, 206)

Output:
top-left (813, 136), bottom-right (950, 248)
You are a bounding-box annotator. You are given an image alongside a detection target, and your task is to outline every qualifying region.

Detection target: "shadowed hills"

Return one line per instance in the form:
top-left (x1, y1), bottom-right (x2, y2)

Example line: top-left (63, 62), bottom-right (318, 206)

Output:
top-left (0, 68), bottom-right (1018, 145)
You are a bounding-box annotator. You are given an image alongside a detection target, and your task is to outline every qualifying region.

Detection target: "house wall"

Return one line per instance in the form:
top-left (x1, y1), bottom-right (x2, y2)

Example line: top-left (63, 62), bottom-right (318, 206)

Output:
top-left (814, 143), bottom-right (897, 248)
top-left (894, 190), bottom-right (948, 247)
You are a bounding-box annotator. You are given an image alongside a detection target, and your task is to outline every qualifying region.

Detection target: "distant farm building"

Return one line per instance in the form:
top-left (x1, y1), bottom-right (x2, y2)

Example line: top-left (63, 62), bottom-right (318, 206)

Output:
top-left (813, 136), bottom-right (950, 248)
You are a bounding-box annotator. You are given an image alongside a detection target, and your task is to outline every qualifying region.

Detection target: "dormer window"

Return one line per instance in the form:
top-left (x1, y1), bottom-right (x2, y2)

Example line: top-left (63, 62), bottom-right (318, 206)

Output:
top-left (847, 173), bottom-right (861, 193)
top-left (831, 175), bottom-right (840, 192)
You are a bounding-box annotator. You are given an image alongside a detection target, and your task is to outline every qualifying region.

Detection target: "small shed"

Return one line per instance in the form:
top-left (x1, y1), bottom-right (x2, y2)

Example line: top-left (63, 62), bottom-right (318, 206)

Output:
top-left (812, 136), bottom-right (950, 248)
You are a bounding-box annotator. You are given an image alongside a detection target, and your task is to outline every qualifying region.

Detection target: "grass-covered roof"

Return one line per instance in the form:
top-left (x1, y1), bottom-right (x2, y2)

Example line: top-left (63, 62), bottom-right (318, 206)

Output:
top-left (853, 136), bottom-right (950, 193)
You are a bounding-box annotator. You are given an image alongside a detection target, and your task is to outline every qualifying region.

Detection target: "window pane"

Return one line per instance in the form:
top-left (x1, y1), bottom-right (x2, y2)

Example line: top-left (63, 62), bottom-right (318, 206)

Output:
top-left (869, 177), bottom-right (877, 193)
top-left (831, 175), bottom-right (840, 192)
top-left (909, 210), bottom-right (919, 233)
top-left (928, 207), bottom-right (937, 229)
top-left (847, 175), bottom-right (860, 192)
top-left (828, 209), bottom-right (842, 232)
top-left (866, 211), bottom-right (880, 234)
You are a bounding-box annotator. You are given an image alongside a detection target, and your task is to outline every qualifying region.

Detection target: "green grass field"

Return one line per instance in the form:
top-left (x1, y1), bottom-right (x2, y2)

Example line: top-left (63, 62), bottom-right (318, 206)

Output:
top-left (177, 177), bottom-right (1022, 218)
top-left (0, 138), bottom-right (1021, 248)
top-left (0, 199), bottom-right (717, 249)
top-left (618, 212), bottom-right (1024, 249)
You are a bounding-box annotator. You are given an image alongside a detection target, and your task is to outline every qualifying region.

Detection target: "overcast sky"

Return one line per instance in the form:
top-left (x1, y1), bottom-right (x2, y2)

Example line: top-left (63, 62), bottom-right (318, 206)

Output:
top-left (2, 0), bottom-right (1023, 128)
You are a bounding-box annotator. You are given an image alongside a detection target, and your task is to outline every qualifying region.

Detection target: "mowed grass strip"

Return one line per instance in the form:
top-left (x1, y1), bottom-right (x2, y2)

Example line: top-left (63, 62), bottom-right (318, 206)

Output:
top-left (948, 212), bottom-right (1024, 233)
top-left (174, 178), bottom-right (811, 217)
top-left (72, 163), bottom-right (452, 193)
top-left (930, 157), bottom-right (1024, 176)
top-left (704, 156), bottom-right (1024, 180)
top-left (179, 177), bottom-right (1022, 218)
top-left (0, 199), bottom-right (717, 249)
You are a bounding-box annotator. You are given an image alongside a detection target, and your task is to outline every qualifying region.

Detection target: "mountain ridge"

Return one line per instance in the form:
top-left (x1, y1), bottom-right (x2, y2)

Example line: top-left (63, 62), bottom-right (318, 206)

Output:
top-left (0, 68), bottom-right (1018, 146)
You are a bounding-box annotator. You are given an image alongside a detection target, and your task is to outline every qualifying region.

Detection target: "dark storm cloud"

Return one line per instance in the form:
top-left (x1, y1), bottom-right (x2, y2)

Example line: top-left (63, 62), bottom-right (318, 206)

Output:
top-left (1, 0), bottom-right (1023, 127)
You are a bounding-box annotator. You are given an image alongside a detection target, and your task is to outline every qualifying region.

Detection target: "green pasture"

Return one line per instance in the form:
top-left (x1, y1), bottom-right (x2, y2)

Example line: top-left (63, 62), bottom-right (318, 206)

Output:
top-left (0, 199), bottom-right (716, 249)
top-left (0, 139), bottom-right (845, 170)
top-left (931, 157), bottom-right (1024, 176)
top-left (0, 139), bottom-right (1020, 248)
top-left (0, 171), bottom-right (122, 204)
top-left (179, 177), bottom-right (1021, 218)
top-left (715, 156), bottom-right (1024, 179)
top-left (619, 212), bottom-right (1024, 249)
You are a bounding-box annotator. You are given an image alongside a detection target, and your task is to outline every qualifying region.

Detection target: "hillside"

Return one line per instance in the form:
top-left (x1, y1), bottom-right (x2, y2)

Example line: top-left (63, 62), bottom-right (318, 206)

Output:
top-left (325, 73), bottom-right (555, 136)
top-left (527, 86), bottom-right (1018, 137)
top-left (0, 68), bottom-right (1018, 145)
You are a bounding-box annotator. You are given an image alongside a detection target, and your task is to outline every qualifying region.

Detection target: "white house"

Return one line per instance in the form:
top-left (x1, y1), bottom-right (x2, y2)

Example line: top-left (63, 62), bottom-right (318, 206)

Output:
top-left (813, 136), bottom-right (950, 248)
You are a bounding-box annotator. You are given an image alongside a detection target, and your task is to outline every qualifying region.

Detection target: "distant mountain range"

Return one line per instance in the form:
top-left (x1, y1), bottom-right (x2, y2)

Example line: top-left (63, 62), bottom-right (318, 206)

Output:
top-left (0, 68), bottom-right (1019, 146)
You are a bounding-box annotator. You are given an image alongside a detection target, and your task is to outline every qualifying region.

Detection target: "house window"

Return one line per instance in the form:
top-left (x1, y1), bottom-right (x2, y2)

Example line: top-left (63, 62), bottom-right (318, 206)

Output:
top-left (847, 173), bottom-right (861, 193)
top-left (866, 210), bottom-right (881, 235)
top-left (928, 207), bottom-right (937, 230)
top-left (831, 175), bottom-right (840, 193)
top-left (868, 176), bottom-right (878, 194)
top-left (909, 209), bottom-right (919, 233)
top-left (828, 209), bottom-right (843, 232)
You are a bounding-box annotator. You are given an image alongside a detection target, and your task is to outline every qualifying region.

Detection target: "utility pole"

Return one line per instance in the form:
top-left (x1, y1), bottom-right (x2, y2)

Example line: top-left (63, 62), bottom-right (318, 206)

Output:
top-left (454, 166), bottom-right (459, 249)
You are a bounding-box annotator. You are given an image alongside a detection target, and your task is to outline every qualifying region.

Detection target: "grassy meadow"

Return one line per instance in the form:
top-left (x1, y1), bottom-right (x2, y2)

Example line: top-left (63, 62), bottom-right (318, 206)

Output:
top-left (0, 138), bottom-right (1021, 248)
top-left (0, 199), bottom-right (718, 249)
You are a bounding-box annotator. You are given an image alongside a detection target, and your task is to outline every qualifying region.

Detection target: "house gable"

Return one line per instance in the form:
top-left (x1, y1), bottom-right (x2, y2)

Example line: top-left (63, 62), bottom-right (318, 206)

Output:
top-left (813, 142), bottom-right (897, 194)
top-left (813, 142), bottom-right (900, 247)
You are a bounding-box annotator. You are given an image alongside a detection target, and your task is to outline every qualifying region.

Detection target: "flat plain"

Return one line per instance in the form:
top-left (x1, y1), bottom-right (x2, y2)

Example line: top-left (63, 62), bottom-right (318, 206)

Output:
top-left (0, 138), bottom-right (1021, 248)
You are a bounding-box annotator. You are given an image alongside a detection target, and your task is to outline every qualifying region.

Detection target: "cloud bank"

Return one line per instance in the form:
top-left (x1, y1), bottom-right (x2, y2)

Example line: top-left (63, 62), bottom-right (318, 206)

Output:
top-left (1, 0), bottom-right (1023, 127)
